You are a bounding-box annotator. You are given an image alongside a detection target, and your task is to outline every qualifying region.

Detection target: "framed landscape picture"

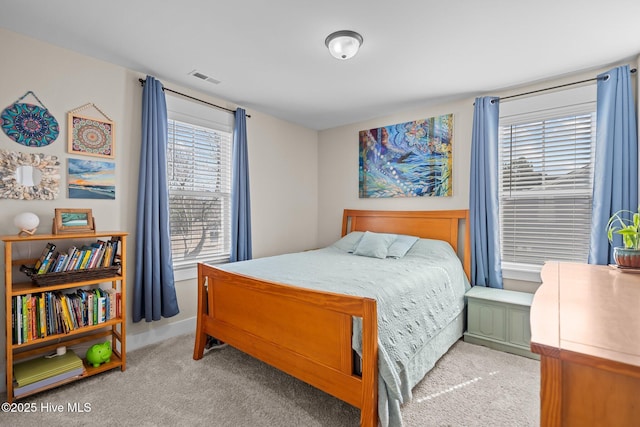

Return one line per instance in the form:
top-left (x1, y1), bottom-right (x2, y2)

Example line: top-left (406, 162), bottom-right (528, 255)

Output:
top-left (67, 158), bottom-right (115, 200)
top-left (53, 208), bottom-right (95, 234)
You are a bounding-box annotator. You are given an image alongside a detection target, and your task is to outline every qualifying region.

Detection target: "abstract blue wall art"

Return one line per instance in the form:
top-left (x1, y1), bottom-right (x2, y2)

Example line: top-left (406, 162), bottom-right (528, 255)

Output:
top-left (359, 114), bottom-right (453, 198)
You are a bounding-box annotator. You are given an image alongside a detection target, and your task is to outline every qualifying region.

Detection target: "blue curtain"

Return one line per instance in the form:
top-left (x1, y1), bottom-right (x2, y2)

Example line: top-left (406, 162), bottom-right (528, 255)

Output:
top-left (588, 65), bottom-right (638, 265)
top-left (230, 108), bottom-right (252, 262)
top-left (133, 76), bottom-right (180, 322)
top-left (469, 97), bottom-right (503, 288)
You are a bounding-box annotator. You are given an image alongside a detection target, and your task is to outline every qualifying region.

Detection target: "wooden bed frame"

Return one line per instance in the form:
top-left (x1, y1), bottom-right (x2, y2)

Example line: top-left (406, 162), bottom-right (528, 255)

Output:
top-left (193, 209), bottom-right (470, 427)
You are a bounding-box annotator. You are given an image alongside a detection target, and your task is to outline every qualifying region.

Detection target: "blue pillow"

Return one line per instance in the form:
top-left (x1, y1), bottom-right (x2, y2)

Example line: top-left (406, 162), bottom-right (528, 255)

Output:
top-left (387, 234), bottom-right (420, 258)
top-left (353, 231), bottom-right (397, 259)
top-left (332, 231), bottom-right (364, 253)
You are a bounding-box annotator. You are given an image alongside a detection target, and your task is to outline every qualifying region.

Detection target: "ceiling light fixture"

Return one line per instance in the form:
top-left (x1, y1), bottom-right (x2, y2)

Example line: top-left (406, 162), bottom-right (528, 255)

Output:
top-left (325, 30), bottom-right (363, 60)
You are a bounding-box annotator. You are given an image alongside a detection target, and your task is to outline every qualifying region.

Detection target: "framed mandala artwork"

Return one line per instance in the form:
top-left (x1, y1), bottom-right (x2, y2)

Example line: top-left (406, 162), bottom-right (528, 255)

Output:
top-left (67, 104), bottom-right (115, 158)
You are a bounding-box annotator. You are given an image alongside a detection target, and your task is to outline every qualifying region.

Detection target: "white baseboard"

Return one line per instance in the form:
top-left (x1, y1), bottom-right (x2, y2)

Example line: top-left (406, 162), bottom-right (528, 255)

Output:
top-left (0, 316), bottom-right (197, 394)
top-left (127, 316), bottom-right (196, 352)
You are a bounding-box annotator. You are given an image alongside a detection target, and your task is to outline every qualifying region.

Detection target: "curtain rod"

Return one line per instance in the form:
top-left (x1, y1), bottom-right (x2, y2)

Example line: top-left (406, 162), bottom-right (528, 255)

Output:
top-left (494, 68), bottom-right (637, 103)
top-left (138, 78), bottom-right (250, 118)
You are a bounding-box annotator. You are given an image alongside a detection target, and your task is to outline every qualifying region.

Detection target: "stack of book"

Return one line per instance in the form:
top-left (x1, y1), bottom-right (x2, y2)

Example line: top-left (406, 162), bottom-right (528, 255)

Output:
top-left (12, 288), bottom-right (121, 344)
top-left (13, 350), bottom-right (85, 397)
top-left (32, 237), bottom-right (121, 275)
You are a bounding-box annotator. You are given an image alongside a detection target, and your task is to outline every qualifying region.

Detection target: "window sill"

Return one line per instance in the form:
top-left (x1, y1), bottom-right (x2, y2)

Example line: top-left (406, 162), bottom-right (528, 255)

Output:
top-left (501, 262), bottom-right (542, 283)
top-left (173, 258), bottom-right (230, 282)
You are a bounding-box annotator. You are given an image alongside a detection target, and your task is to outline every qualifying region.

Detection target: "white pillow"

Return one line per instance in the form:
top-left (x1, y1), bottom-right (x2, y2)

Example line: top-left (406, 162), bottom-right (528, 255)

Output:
top-left (353, 231), bottom-right (397, 259)
top-left (387, 234), bottom-right (419, 258)
top-left (332, 231), bottom-right (365, 252)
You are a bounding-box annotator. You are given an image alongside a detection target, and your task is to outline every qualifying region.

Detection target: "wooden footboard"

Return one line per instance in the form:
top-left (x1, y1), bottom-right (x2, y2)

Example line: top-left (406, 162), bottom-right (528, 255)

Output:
top-left (193, 263), bottom-right (378, 427)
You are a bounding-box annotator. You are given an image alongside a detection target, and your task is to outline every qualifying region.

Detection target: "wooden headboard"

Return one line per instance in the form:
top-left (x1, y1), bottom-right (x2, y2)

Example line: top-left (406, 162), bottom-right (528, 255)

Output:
top-left (341, 209), bottom-right (471, 280)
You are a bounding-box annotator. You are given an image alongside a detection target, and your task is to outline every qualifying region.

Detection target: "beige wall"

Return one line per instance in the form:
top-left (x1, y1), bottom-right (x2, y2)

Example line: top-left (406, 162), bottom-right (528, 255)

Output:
top-left (0, 29), bottom-right (318, 385)
top-left (317, 57), bottom-right (640, 294)
top-left (317, 101), bottom-right (472, 246)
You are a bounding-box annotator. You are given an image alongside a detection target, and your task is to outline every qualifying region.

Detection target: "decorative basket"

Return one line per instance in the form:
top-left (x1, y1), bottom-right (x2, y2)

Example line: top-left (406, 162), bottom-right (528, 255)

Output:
top-left (28, 265), bottom-right (121, 286)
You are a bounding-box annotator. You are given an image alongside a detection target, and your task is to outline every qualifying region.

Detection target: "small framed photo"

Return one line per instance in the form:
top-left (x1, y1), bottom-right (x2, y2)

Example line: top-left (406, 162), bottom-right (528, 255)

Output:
top-left (68, 112), bottom-right (115, 158)
top-left (53, 208), bottom-right (96, 234)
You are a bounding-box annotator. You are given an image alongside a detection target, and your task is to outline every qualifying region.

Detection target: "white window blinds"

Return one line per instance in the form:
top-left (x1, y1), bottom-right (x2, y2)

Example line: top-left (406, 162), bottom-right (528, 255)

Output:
top-left (167, 119), bottom-right (232, 268)
top-left (498, 89), bottom-right (596, 267)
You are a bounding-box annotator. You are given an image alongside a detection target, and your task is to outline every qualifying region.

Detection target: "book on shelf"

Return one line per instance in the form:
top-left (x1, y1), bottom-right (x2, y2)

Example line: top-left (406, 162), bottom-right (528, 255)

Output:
top-left (102, 244), bottom-right (113, 267)
top-left (24, 296), bottom-right (30, 342)
top-left (55, 298), bottom-right (66, 334)
top-left (60, 246), bottom-right (76, 271)
top-left (66, 248), bottom-right (81, 271)
top-left (13, 349), bottom-right (83, 388)
top-left (104, 288), bottom-right (117, 319)
top-left (13, 366), bottom-right (85, 398)
top-left (108, 237), bottom-right (122, 267)
top-left (63, 294), bottom-right (77, 330)
top-left (93, 289), bottom-right (100, 324)
top-left (88, 241), bottom-right (106, 269)
top-left (58, 293), bottom-right (74, 332)
top-left (13, 296), bottom-right (21, 345)
top-left (97, 295), bottom-right (107, 324)
top-left (34, 243), bottom-right (55, 272)
top-left (38, 294), bottom-right (46, 338)
top-left (52, 254), bottom-right (66, 273)
top-left (44, 293), bottom-right (52, 336)
top-left (21, 296), bottom-right (28, 343)
top-left (37, 249), bottom-right (56, 275)
top-left (77, 247), bottom-right (92, 270)
top-left (76, 289), bottom-right (87, 326)
top-left (11, 298), bottom-right (15, 344)
top-left (87, 292), bottom-right (93, 323)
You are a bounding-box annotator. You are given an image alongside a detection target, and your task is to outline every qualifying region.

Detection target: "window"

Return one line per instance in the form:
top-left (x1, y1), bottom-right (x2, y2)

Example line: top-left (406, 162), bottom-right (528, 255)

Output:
top-left (167, 119), bottom-right (232, 269)
top-left (498, 86), bottom-right (596, 273)
top-left (167, 96), bottom-right (233, 281)
top-left (165, 95), bottom-right (234, 279)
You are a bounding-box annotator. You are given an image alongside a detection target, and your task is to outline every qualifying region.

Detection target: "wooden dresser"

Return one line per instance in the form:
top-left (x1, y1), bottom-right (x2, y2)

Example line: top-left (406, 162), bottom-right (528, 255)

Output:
top-left (530, 262), bottom-right (640, 427)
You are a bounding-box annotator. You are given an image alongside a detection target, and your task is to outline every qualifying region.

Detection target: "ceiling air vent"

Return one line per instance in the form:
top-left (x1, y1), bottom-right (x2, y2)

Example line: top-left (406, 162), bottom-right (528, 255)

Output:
top-left (188, 70), bottom-right (220, 84)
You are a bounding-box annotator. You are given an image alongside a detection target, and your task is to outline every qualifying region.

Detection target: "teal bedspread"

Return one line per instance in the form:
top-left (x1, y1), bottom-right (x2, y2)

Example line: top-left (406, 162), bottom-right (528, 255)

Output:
top-left (220, 236), bottom-right (470, 427)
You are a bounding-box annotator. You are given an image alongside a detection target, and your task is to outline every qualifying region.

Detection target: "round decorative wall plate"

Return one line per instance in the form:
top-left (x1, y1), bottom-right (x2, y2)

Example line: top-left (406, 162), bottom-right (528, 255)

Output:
top-left (1, 102), bottom-right (60, 147)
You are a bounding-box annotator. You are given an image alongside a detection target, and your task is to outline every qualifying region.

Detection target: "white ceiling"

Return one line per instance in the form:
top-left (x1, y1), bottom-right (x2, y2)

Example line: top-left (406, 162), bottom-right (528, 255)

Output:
top-left (1, 1), bottom-right (639, 130)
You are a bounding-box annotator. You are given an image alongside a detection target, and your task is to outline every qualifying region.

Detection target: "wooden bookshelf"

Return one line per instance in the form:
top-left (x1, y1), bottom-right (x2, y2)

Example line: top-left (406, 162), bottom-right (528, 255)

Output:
top-left (2, 231), bottom-right (127, 402)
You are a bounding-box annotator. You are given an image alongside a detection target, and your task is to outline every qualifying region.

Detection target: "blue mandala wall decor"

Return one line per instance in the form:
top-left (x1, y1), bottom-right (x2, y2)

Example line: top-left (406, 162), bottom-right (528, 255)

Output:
top-left (1, 91), bottom-right (59, 147)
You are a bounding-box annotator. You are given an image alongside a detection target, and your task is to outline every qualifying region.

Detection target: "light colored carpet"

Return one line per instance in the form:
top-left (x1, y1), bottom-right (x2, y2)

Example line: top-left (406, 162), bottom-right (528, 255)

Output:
top-left (1, 334), bottom-right (539, 426)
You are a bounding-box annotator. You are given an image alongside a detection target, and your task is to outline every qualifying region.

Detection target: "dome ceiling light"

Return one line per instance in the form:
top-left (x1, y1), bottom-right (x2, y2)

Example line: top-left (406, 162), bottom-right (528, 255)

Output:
top-left (325, 30), bottom-right (363, 60)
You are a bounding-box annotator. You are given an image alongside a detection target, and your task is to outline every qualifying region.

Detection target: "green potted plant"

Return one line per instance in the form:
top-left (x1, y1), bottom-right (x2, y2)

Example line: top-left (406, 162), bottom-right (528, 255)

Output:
top-left (607, 207), bottom-right (640, 267)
